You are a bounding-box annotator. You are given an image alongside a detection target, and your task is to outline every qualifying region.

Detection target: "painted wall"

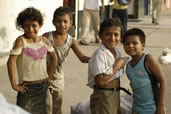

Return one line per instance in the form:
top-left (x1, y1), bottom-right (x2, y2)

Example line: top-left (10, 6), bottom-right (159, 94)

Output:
top-left (0, 0), bottom-right (63, 53)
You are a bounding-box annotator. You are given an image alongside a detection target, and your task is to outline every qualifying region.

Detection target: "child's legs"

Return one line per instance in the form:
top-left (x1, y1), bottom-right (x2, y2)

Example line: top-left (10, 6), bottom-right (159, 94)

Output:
top-left (46, 88), bottom-right (53, 114)
top-left (90, 89), bottom-right (119, 114)
top-left (152, 0), bottom-right (157, 20)
top-left (52, 89), bottom-right (63, 114)
top-left (46, 88), bottom-right (63, 114)
top-left (91, 10), bottom-right (100, 41)
top-left (17, 81), bottom-right (48, 114)
top-left (156, 0), bottom-right (162, 22)
top-left (81, 9), bottom-right (91, 42)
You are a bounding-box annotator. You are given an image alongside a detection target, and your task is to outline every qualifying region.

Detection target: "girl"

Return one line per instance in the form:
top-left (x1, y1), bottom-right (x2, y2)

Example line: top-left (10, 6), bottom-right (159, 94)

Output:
top-left (7, 7), bottom-right (57, 114)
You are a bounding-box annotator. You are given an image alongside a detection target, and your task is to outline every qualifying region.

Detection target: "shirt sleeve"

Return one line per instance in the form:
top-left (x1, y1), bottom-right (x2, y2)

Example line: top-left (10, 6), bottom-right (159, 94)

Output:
top-left (91, 52), bottom-right (113, 76)
top-left (10, 47), bottom-right (22, 55)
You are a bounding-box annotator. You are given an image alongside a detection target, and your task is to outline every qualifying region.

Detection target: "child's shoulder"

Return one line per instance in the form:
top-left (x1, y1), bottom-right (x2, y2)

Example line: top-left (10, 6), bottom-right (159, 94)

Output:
top-left (15, 35), bottom-right (25, 43)
top-left (39, 35), bottom-right (52, 46)
top-left (92, 47), bottom-right (105, 57)
top-left (42, 31), bottom-right (53, 38)
top-left (13, 35), bottom-right (25, 48)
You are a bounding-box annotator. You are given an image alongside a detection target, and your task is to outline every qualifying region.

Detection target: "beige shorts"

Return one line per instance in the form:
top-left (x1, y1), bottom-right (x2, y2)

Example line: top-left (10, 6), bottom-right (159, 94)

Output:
top-left (90, 88), bottom-right (119, 114)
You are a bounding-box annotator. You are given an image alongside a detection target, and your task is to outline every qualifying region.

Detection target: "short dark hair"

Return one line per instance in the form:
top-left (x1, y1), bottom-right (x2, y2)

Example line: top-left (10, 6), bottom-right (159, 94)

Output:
top-left (123, 28), bottom-right (146, 43)
top-left (53, 6), bottom-right (73, 23)
top-left (99, 18), bottom-right (123, 37)
top-left (16, 7), bottom-right (43, 30)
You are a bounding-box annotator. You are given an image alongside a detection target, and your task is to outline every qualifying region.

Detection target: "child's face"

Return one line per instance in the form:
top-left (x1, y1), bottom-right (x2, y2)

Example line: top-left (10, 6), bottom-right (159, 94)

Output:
top-left (123, 35), bottom-right (145, 57)
top-left (100, 26), bottom-right (121, 50)
top-left (53, 14), bottom-right (72, 34)
top-left (23, 19), bottom-right (41, 38)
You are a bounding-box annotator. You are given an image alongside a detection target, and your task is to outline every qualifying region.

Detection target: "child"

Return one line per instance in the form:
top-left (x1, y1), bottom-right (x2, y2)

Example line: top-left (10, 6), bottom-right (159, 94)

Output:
top-left (7, 7), bottom-right (57, 114)
top-left (43, 6), bottom-right (90, 114)
top-left (123, 28), bottom-right (166, 114)
top-left (87, 18), bottom-right (126, 114)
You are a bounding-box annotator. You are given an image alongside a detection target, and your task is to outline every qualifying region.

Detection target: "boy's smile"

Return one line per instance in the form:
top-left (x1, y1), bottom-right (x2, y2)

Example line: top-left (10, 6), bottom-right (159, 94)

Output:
top-left (53, 14), bottom-right (72, 34)
top-left (123, 35), bottom-right (145, 56)
top-left (100, 26), bottom-right (121, 51)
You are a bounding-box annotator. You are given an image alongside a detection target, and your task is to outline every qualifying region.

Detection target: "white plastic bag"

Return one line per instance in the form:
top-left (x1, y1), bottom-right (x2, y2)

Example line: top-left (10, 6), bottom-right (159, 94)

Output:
top-left (0, 92), bottom-right (29, 114)
top-left (70, 101), bottom-right (91, 114)
top-left (70, 93), bottom-right (133, 114)
top-left (120, 94), bottom-right (133, 114)
top-left (160, 48), bottom-right (171, 64)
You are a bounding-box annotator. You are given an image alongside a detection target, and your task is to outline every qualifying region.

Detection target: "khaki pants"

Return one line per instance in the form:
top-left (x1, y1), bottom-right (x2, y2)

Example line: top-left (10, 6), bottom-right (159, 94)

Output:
top-left (90, 89), bottom-right (119, 114)
top-left (151, 0), bottom-right (162, 22)
top-left (81, 9), bottom-right (100, 43)
top-left (46, 88), bottom-right (63, 114)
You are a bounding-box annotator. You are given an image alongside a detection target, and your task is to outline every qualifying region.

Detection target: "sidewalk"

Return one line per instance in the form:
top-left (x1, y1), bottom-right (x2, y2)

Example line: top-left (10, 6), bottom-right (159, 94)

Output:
top-left (0, 8), bottom-right (171, 114)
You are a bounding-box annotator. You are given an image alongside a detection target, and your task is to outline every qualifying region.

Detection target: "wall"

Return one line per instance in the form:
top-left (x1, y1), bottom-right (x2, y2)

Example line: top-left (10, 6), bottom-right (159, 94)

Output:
top-left (0, 0), bottom-right (63, 53)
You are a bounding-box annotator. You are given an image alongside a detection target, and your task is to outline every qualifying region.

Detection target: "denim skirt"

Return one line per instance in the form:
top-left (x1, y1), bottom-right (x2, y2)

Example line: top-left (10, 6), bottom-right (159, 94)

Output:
top-left (17, 80), bottom-right (48, 114)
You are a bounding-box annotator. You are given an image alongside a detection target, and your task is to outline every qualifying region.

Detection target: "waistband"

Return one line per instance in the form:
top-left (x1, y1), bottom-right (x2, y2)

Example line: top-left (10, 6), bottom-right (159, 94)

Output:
top-left (23, 78), bottom-right (48, 86)
top-left (93, 85), bottom-right (132, 95)
top-left (94, 85), bottom-right (119, 91)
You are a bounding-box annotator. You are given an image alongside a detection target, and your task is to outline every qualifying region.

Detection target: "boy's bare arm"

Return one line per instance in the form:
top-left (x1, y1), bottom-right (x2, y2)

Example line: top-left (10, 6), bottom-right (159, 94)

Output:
top-left (71, 39), bottom-right (90, 63)
top-left (146, 55), bottom-right (166, 113)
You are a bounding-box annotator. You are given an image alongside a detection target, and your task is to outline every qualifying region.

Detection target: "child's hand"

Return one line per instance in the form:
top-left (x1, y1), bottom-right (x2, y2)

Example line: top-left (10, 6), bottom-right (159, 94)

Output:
top-left (47, 76), bottom-right (57, 86)
top-left (49, 75), bottom-right (57, 81)
top-left (115, 58), bottom-right (124, 69)
top-left (156, 105), bottom-right (166, 114)
top-left (13, 84), bottom-right (28, 94)
top-left (120, 57), bottom-right (129, 64)
top-left (115, 57), bottom-right (128, 69)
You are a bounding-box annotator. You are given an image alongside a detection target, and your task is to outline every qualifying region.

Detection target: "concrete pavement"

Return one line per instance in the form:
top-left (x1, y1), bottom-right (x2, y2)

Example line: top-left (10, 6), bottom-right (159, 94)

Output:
top-left (0, 8), bottom-right (171, 114)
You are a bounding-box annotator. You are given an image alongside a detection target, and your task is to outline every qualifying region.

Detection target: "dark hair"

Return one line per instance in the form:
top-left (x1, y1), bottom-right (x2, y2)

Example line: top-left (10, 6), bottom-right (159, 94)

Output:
top-left (123, 28), bottom-right (146, 43)
top-left (16, 7), bottom-right (43, 30)
top-left (53, 6), bottom-right (73, 23)
top-left (99, 18), bottom-right (123, 37)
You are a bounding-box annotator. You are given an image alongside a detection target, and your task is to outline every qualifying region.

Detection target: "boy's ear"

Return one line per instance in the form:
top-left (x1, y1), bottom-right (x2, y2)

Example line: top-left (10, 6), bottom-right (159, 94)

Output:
top-left (142, 43), bottom-right (145, 50)
top-left (70, 20), bottom-right (73, 26)
top-left (99, 33), bottom-right (102, 40)
top-left (40, 24), bottom-right (43, 28)
top-left (120, 36), bottom-right (122, 41)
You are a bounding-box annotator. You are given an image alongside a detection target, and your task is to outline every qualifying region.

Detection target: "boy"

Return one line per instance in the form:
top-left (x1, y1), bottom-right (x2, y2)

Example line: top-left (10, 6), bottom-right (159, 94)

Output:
top-left (123, 28), bottom-right (166, 114)
top-left (87, 18), bottom-right (126, 114)
top-left (43, 7), bottom-right (90, 114)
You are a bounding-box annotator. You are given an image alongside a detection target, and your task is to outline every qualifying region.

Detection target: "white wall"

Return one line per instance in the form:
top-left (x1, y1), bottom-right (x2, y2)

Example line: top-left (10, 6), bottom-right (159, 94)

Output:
top-left (0, 0), bottom-right (63, 53)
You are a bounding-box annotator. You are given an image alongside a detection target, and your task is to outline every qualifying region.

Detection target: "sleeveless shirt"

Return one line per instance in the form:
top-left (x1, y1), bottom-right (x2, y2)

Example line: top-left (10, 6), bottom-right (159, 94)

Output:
top-left (10, 36), bottom-right (54, 84)
top-left (126, 54), bottom-right (156, 113)
top-left (47, 32), bottom-right (72, 90)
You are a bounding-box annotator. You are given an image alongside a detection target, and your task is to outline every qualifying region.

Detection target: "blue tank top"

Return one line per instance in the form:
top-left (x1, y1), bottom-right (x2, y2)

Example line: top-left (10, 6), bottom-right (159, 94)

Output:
top-left (126, 54), bottom-right (156, 113)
